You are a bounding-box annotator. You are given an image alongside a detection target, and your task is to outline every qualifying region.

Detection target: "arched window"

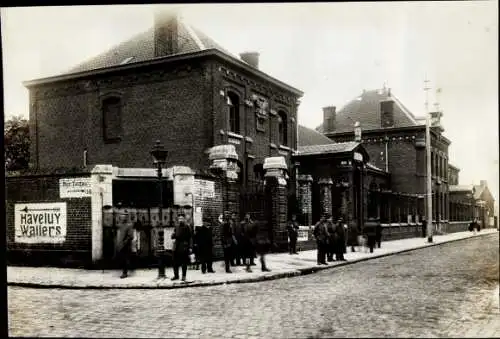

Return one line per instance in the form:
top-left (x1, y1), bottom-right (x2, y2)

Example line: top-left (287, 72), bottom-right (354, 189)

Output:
top-left (278, 110), bottom-right (288, 146)
top-left (102, 96), bottom-right (122, 142)
top-left (227, 92), bottom-right (240, 134)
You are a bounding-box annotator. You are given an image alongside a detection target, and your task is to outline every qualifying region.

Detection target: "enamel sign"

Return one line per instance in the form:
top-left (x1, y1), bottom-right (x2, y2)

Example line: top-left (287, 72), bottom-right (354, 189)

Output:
top-left (15, 202), bottom-right (67, 244)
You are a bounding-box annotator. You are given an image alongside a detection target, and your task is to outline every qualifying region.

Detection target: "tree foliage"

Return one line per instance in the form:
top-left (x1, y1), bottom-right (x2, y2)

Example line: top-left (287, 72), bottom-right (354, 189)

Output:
top-left (4, 116), bottom-right (30, 171)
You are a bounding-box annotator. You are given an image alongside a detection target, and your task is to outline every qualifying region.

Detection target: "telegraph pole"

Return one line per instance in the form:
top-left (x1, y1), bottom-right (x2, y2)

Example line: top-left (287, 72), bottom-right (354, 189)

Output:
top-left (424, 77), bottom-right (433, 243)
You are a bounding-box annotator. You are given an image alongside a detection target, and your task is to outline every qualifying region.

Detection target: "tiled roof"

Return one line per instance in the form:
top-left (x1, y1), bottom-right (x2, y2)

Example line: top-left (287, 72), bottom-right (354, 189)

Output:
top-left (297, 141), bottom-right (360, 156)
top-left (316, 88), bottom-right (421, 133)
top-left (298, 125), bottom-right (334, 147)
top-left (62, 15), bottom-right (232, 75)
top-left (449, 185), bottom-right (474, 193)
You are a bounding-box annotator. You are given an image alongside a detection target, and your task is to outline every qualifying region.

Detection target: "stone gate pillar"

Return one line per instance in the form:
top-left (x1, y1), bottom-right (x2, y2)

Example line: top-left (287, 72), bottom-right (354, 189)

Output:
top-left (264, 156), bottom-right (288, 251)
top-left (208, 144), bottom-right (240, 216)
top-left (318, 178), bottom-right (333, 217)
top-left (298, 174), bottom-right (313, 226)
top-left (90, 164), bottom-right (114, 263)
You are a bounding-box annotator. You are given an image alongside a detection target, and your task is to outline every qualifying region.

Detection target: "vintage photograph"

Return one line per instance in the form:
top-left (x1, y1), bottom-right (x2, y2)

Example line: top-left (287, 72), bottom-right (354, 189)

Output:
top-left (3, 2), bottom-right (499, 338)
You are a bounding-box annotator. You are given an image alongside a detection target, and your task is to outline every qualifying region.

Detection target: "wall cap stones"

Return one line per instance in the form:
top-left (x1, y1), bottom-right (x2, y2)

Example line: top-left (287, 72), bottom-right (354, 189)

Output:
top-left (208, 144), bottom-right (239, 161)
top-left (263, 156), bottom-right (287, 171)
top-left (298, 174), bottom-right (313, 182)
top-left (318, 178), bottom-right (334, 185)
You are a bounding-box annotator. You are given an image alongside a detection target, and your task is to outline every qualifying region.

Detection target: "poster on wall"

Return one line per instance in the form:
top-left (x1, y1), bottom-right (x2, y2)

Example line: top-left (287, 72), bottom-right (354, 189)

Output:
top-left (174, 175), bottom-right (195, 206)
top-left (15, 202), bottom-right (67, 244)
top-left (297, 226), bottom-right (310, 242)
top-left (59, 177), bottom-right (91, 198)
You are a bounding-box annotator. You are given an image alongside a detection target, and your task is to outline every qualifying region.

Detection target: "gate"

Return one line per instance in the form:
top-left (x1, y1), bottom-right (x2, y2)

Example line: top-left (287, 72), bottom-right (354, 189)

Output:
top-left (239, 180), bottom-right (273, 244)
top-left (101, 179), bottom-right (174, 268)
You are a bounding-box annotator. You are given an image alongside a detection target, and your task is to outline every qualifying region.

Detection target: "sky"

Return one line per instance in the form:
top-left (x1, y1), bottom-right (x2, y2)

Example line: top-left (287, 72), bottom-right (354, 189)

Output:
top-left (2, 3), bottom-right (498, 206)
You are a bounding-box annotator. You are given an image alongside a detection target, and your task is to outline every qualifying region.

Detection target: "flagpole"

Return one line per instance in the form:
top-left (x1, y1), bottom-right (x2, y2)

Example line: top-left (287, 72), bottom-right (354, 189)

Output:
top-left (424, 77), bottom-right (433, 243)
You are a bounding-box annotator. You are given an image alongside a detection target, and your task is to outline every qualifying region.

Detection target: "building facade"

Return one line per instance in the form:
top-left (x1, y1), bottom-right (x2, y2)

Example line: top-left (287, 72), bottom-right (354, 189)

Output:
top-left (318, 88), bottom-right (451, 229)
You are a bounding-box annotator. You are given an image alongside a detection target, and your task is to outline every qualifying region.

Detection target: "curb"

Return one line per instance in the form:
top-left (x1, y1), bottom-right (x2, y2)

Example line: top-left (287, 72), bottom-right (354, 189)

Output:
top-left (8, 232), bottom-right (497, 290)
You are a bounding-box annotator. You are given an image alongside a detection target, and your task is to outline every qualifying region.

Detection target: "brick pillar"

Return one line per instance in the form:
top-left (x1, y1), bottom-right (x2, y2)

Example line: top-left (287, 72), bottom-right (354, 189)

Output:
top-left (318, 178), bottom-right (333, 217)
top-left (266, 177), bottom-right (288, 250)
top-left (298, 174), bottom-right (313, 226)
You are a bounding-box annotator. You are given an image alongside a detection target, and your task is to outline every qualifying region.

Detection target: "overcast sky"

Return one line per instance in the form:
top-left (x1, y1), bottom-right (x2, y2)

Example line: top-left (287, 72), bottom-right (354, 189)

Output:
top-left (2, 3), bottom-right (498, 204)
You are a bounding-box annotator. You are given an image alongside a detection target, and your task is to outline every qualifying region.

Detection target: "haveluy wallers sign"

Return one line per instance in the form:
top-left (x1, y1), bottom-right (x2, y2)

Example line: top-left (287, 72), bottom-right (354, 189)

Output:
top-left (15, 202), bottom-right (67, 244)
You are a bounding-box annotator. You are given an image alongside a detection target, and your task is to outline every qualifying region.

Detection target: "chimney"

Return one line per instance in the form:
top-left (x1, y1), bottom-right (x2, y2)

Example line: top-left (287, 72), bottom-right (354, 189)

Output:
top-left (322, 106), bottom-right (336, 132)
top-left (480, 180), bottom-right (487, 187)
top-left (380, 99), bottom-right (394, 128)
top-left (154, 10), bottom-right (179, 57)
top-left (239, 52), bottom-right (260, 69)
top-left (354, 121), bottom-right (362, 142)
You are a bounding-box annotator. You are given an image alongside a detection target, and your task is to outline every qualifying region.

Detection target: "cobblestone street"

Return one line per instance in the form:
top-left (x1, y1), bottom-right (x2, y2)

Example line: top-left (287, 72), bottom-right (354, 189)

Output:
top-left (8, 233), bottom-right (499, 338)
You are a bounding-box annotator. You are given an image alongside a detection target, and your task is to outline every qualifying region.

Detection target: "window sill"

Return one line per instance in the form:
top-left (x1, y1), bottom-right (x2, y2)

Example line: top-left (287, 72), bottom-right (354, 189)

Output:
top-left (269, 143), bottom-right (278, 149)
top-left (279, 145), bottom-right (291, 151)
top-left (227, 131), bottom-right (243, 139)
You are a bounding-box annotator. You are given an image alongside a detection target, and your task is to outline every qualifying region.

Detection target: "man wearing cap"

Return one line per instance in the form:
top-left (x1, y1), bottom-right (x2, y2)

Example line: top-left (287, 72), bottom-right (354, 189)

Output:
top-left (171, 213), bottom-right (193, 281)
top-left (221, 212), bottom-right (234, 273)
top-left (115, 209), bottom-right (134, 278)
top-left (313, 215), bottom-right (329, 265)
top-left (196, 216), bottom-right (215, 274)
top-left (334, 217), bottom-right (347, 261)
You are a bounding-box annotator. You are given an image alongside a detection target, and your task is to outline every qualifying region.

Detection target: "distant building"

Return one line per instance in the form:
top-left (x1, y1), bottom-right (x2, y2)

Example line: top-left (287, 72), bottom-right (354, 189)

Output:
top-left (317, 88), bottom-right (450, 227)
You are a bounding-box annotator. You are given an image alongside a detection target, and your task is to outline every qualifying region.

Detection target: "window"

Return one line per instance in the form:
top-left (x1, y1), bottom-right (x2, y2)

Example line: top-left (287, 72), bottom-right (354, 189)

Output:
top-left (278, 111), bottom-right (288, 146)
top-left (102, 96), bottom-right (122, 142)
top-left (227, 92), bottom-right (240, 134)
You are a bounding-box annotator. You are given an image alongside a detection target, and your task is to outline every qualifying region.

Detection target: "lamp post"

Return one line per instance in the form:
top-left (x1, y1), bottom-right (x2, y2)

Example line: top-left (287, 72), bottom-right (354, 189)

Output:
top-left (150, 140), bottom-right (168, 279)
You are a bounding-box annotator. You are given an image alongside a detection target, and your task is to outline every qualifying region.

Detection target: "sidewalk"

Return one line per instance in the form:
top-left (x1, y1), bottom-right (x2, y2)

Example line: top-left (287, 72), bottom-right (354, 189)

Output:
top-left (7, 229), bottom-right (498, 289)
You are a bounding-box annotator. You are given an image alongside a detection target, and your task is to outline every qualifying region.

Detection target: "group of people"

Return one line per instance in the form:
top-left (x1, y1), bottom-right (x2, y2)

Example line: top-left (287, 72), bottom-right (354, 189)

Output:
top-left (313, 214), bottom-right (348, 265)
top-left (115, 211), bottom-right (271, 280)
top-left (220, 212), bottom-right (271, 274)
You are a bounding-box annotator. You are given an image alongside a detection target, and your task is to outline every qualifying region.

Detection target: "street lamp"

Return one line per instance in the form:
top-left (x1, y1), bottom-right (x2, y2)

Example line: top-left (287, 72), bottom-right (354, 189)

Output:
top-left (150, 140), bottom-right (168, 279)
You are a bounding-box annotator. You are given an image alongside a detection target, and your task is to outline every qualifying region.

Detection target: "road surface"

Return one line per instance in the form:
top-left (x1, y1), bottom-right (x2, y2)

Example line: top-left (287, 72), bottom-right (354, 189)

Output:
top-left (8, 233), bottom-right (499, 338)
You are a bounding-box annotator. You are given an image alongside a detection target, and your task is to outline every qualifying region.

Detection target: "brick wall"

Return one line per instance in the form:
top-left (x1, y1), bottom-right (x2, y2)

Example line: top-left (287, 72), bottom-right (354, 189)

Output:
top-left (30, 61), bottom-right (212, 173)
top-left (29, 57), bottom-right (301, 182)
top-left (6, 172), bottom-right (93, 267)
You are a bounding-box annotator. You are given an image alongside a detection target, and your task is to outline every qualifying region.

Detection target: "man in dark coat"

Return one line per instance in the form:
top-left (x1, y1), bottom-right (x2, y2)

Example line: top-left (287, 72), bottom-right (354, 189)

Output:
top-left (313, 216), bottom-right (329, 265)
top-left (234, 213), bottom-right (246, 266)
top-left (334, 218), bottom-right (347, 261)
top-left (326, 216), bottom-right (337, 261)
top-left (221, 213), bottom-right (234, 273)
top-left (171, 213), bottom-right (193, 281)
top-left (364, 222), bottom-right (377, 253)
top-left (229, 213), bottom-right (239, 267)
top-left (255, 221), bottom-right (271, 272)
top-left (241, 213), bottom-right (257, 272)
top-left (287, 214), bottom-right (300, 255)
top-left (375, 223), bottom-right (383, 248)
top-left (116, 211), bottom-right (134, 279)
top-left (195, 217), bottom-right (215, 274)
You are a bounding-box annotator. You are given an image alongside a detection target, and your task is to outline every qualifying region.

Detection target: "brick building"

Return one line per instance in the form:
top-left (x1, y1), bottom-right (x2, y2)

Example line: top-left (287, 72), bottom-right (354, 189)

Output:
top-left (317, 87), bottom-right (452, 231)
top-left (8, 10), bottom-right (306, 267)
top-left (24, 11), bottom-right (302, 182)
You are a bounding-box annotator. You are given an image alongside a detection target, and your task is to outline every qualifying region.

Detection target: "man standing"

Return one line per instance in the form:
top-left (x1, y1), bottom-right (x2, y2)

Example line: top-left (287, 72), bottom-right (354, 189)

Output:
top-left (221, 213), bottom-right (234, 273)
top-left (326, 215), bottom-right (336, 261)
top-left (335, 217), bottom-right (347, 261)
top-left (196, 217), bottom-right (215, 274)
top-left (171, 213), bottom-right (193, 282)
top-left (116, 210), bottom-right (134, 279)
top-left (229, 212), bottom-right (239, 267)
top-left (313, 215), bottom-right (329, 265)
top-left (287, 214), bottom-right (300, 255)
top-left (255, 221), bottom-right (271, 272)
top-left (241, 213), bottom-right (255, 272)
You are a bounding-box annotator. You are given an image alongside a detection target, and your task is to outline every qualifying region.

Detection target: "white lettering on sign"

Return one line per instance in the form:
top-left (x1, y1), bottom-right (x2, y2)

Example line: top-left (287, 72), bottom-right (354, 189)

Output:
top-left (59, 177), bottom-right (91, 198)
top-left (15, 202), bottom-right (67, 244)
top-left (297, 226), bottom-right (310, 242)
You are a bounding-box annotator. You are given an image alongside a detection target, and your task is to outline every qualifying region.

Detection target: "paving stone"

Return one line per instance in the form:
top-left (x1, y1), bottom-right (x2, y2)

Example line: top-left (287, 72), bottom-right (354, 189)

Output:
top-left (8, 233), bottom-right (500, 338)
